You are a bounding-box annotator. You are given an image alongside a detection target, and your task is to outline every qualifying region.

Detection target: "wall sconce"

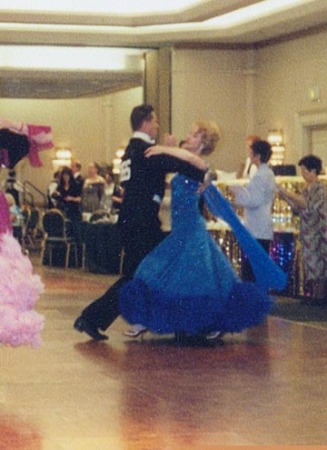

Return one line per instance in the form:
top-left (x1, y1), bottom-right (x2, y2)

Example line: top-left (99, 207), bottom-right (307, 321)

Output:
top-left (267, 130), bottom-right (285, 166)
top-left (309, 86), bottom-right (320, 102)
top-left (52, 147), bottom-right (72, 170)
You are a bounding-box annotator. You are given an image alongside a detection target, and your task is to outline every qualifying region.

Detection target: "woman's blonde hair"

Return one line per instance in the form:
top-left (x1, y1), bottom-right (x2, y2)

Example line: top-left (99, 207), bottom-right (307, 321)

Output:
top-left (196, 121), bottom-right (220, 155)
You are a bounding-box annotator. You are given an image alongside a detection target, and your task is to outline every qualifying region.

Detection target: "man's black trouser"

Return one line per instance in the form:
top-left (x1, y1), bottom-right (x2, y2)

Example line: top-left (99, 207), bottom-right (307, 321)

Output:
top-left (241, 238), bottom-right (271, 283)
top-left (79, 228), bottom-right (165, 330)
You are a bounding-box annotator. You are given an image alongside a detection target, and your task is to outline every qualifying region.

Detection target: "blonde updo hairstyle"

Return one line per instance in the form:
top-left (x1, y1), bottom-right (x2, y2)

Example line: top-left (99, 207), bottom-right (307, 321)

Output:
top-left (196, 121), bottom-right (220, 156)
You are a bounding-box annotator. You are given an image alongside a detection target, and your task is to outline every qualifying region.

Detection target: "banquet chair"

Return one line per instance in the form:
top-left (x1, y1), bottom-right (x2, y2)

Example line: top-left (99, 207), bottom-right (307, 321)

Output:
top-left (22, 206), bottom-right (41, 249)
top-left (40, 209), bottom-right (78, 268)
top-left (89, 209), bottom-right (110, 223)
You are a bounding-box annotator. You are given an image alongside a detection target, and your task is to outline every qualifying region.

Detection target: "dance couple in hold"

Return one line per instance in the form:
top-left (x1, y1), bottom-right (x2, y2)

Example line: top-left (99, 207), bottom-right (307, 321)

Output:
top-left (75, 105), bottom-right (286, 343)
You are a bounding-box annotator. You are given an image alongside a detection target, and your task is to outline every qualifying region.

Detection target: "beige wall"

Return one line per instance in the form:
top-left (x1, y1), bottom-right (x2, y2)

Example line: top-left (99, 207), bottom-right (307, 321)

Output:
top-left (171, 31), bottom-right (327, 174)
top-left (171, 48), bottom-right (252, 172)
top-left (0, 96), bottom-right (105, 193)
top-left (0, 86), bottom-right (142, 196)
top-left (255, 32), bottom-right (327, 167)
top-left (103, 86), bottom-right (143, 160)
top-left (172, 33), bottom-right (327, 171)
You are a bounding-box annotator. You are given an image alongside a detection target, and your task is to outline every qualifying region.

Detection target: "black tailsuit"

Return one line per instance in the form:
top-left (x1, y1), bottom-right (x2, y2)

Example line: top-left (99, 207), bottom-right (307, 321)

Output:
top-left (79, 137), bottom-right (205, 331)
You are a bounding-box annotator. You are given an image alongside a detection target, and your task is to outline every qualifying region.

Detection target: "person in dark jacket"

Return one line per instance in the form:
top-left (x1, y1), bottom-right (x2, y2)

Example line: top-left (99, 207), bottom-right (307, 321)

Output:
top-left (51, 166), bottom-right (82, 222)
top-left (74, 104), bottom-right (206, 340)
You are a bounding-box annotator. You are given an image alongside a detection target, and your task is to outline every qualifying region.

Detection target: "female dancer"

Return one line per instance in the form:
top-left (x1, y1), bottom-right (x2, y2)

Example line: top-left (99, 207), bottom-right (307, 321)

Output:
top-left (0, 191), bottom-right (44, 347)
top-left (120, 121), bottom-right (286, 340)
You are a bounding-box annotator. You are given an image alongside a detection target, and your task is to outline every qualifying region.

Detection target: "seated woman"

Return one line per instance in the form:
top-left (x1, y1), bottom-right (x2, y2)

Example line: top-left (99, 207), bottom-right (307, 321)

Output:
top-left (82, 162), bottom-right (105, 213)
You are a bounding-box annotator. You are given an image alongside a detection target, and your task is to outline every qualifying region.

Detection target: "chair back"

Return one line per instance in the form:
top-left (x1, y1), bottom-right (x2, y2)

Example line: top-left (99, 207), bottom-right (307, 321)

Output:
top-left (28, 208), bottom-right (40, 230)
top-left (42, 209), bottom-right (66, 237)
top-left (24, 207), bottom-right (41, 238)
top-left (21, 207), bottom-right (30, 224)
top-left (89, 209), bottom-right (110, 223)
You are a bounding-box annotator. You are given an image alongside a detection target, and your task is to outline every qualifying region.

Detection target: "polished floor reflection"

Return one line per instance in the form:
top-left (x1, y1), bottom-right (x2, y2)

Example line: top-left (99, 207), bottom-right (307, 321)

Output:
top-left (1, 260), bottom-right (327, 449)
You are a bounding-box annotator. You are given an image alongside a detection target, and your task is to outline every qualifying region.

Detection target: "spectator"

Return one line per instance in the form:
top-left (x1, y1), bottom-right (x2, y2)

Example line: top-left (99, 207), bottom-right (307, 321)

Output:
top-left (229, 140), bottom-right (275, 283)
top-left (277, 155), bottom-right (327, 303)
top-left (82, 162), bottom-right (105, 213)
top-left (5, 170), bottom-right (24, 206)
top-left (51, 166), bottom-right (82, 222)
top-left (71, 159), bottom-right (84, 187)
top-left (47, 170), bottom-right (60, 209)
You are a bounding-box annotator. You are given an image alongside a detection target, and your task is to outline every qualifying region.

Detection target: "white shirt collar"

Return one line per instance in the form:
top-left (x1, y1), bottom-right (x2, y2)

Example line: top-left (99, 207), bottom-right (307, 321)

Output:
top-left (132, 131), bottom-right (155, 145)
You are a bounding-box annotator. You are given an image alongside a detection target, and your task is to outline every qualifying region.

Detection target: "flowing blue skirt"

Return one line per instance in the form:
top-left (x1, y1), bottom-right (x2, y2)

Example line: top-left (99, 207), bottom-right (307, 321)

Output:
top-left (120, 223), bottom-right (273, 335)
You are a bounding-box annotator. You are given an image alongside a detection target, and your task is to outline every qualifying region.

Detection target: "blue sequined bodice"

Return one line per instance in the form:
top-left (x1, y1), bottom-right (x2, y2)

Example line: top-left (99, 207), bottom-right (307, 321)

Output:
top-left (171, 174), bottom-right (203, 231)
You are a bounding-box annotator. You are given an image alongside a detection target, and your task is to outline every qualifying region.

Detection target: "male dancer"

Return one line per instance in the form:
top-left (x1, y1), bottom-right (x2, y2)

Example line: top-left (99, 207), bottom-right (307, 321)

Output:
top-left (74, 104), bottom-right (206, 340)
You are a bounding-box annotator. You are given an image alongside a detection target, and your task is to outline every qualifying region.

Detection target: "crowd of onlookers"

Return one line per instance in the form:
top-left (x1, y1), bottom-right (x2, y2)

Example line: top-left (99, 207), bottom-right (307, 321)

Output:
top-left (0, 160), bottom-right (123, 251)
top-left (47, 159), bottom-right (123, 222)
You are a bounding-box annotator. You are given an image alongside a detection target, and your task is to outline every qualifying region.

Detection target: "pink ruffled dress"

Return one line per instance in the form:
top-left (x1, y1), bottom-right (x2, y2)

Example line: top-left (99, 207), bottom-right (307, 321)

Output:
top-left (0, 192), bottom-right (44, 347)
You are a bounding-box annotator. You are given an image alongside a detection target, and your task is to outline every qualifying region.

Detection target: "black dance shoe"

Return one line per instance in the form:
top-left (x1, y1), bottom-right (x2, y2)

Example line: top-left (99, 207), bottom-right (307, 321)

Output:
top-left (74, 317), bottom-right (108, 341)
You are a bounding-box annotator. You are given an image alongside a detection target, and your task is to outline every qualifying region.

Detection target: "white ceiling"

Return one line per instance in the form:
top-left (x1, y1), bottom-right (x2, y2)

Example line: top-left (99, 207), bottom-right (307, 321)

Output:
top-left (1, 0), bottom-right (327, 99)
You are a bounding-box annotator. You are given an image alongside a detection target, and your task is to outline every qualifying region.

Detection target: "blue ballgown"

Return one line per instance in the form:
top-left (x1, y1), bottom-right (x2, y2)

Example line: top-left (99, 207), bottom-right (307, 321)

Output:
top-left (120, 174), bottom-right (275, 335)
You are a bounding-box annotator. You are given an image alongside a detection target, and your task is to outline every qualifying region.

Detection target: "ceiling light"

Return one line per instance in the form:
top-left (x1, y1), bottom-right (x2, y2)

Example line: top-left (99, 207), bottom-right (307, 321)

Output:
top-left (0, 46), bottom-right (145, 71)
top-left (267, 130), bottom-right (285, 166)
top-left (0, 0), bottom-right (201, 14)
top-left (55, 148), bottom-right (72, 160)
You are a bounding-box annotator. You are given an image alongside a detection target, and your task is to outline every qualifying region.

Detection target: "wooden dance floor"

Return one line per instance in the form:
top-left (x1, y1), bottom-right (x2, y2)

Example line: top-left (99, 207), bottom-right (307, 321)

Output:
top-left (1, 260), bottom-right (327, 449)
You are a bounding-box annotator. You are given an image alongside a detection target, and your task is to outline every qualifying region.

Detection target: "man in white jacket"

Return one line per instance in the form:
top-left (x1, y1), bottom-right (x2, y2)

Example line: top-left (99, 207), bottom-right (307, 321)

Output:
top-left (229, 140), bottom-right (275, 282)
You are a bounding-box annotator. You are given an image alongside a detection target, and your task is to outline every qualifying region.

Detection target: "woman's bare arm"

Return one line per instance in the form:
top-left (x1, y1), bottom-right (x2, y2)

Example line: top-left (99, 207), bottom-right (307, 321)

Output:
top-left (277, 185), bottom-right (307, 210)
top-left (145, 145), bottom-right (208, 171)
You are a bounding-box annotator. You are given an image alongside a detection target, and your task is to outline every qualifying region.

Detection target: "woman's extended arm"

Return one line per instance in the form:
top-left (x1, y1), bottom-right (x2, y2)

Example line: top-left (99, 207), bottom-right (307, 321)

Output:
top-left (276, 185), bottom-right (307, 210)
top-left (65, 195), bottom-right (81, 203)
top-left (145, 145), bottom-right (208, 171)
